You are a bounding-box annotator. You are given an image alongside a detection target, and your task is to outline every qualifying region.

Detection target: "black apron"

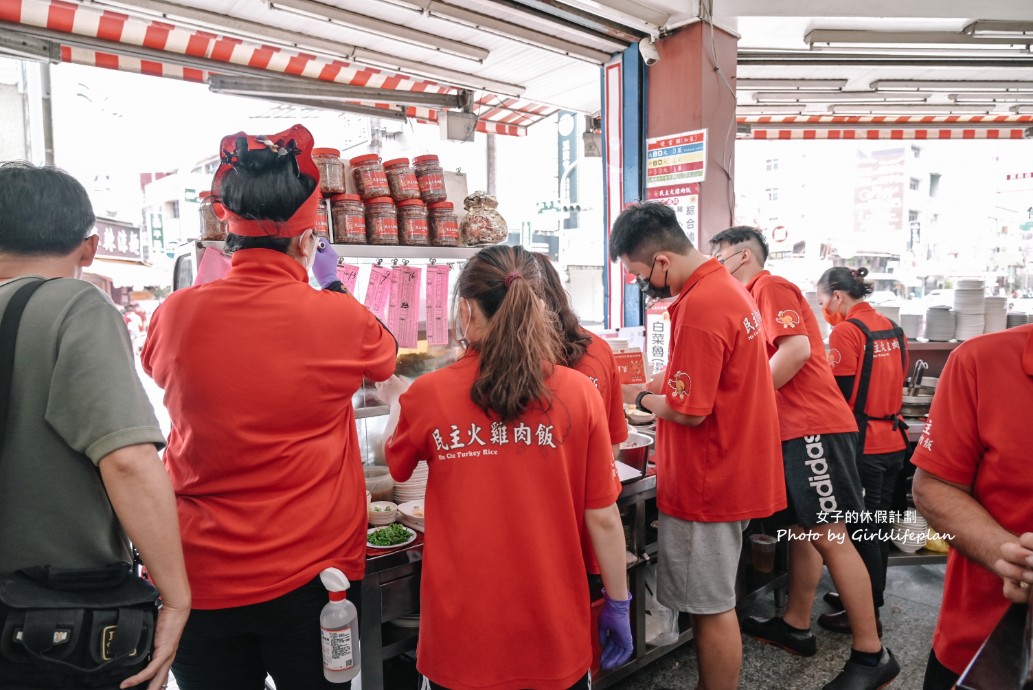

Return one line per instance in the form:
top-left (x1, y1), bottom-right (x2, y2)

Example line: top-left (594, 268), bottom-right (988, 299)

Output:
top-left (845, 317), bottom-right (910, 454)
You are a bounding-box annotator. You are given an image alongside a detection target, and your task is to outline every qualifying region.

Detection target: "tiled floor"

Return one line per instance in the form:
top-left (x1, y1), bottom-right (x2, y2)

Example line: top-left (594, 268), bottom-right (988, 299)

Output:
top-left (165, 564), bottom-right (944, 690)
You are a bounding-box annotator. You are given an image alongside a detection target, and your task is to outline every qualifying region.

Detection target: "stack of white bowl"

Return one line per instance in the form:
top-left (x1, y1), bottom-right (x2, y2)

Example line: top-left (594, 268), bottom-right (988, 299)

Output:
top-left (368, 501), bottom-right (397, 526)
top-left (803, 290), bottom-right (828, 340)
top-left (983, 296), bottom-right (1008, 334)
top-left (1007, 311), bottom-right (1030, 329)
top-left (924, 306), bottom-right (955, 341)
top-left (953, 280), bottom-right (986, 340)
top-left (394, 460), bottom-right (428, 503)
top-left (891, 511), bottom-right (929, 553)
top-left (396, 500), bottom-right (425, 533)
top-left (900, 313), bottom-right (923, 340)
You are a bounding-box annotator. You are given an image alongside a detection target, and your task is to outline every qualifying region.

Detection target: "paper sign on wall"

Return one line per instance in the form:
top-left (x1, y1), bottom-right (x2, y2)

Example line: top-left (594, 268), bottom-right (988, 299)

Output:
top-left (364, 265), bottom-right (393, 321)
top-left (645, 298), bottom-right (675, 375)
top-left (388, 266), bottom-right (422, 349)
top-left (336, 263), bottom-right (359, 295)
top-left (425, 264), bottom-right (451, 346)
top-left (192, 247), bottom-right (231, 286)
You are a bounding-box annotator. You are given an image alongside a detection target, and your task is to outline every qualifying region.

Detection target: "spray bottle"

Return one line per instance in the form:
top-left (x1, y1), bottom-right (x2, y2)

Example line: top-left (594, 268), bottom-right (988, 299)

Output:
top-left (320, 567), bottom-right (360, 683)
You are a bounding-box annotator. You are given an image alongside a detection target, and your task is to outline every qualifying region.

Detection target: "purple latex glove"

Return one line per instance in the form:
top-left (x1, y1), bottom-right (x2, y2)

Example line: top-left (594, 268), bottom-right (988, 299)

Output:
top-left (598, 588), bottom-right (633, 670)
top-left (312, 238), bottom-right (340, 288)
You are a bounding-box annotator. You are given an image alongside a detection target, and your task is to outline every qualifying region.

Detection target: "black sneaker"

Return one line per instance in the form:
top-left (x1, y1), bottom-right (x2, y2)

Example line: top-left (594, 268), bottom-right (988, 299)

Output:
top-left (741, 616), bottom-right (817, 657)
top-left (824, 591), bottom-right (844, 612)
top-left (822, 648), bottom-right (901, 690)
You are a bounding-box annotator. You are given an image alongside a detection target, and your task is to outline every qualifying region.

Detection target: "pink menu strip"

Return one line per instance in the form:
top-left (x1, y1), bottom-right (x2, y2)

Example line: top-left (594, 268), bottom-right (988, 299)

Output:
top-left (192, 247), bottom-right (231, 286)
top-left (364, 265), bottom-right (393, 321)
top-left (388, 266), bottom-right (422, 349)
top-left (336, 263), bottom-right (359, 295)
top-left (425, 264), bottom-right (451, 346)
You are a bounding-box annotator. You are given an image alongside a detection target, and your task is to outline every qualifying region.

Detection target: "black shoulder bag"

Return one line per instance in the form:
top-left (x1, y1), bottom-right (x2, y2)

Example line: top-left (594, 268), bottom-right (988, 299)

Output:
top-left (0, 279), bottom-right (159, 686)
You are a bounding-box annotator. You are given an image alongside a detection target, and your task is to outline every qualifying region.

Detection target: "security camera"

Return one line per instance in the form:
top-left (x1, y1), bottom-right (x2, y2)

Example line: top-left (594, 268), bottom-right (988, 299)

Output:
top-left (639, 37), bottom-right (660, 66)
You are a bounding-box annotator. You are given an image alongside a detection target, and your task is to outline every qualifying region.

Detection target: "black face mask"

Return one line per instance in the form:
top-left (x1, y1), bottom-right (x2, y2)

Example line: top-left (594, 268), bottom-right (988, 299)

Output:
top-left (636, 256), bottom-right (672, 300)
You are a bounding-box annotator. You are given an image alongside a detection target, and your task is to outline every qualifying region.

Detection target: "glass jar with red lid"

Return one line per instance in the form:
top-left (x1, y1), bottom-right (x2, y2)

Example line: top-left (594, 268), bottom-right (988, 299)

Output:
top-left (365, 197), bottom-right (399, 245)
top-left (349, 154), bottom-right (390, 200)
top-left (198, 191), bottom-right (226, 241)
top-left (396, 199), bottom-right (429, 246)
top-left (413, 154), bottom-right (447, 203)
top-left (383, 158), bottom-right (421, 202)
top-left (330, 194), bottom-right (366, 244)
top-left (427, 201), bottom-right (460, 247)
top-left (312, 148), bottom-right (345, 195)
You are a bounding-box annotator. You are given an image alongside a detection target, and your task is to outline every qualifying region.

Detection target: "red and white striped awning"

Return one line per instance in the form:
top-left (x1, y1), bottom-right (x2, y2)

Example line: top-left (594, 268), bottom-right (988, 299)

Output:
top-left (737, 114), bottom-right (1033, 140)
top-left (1, 0), bottom-right (558, 135)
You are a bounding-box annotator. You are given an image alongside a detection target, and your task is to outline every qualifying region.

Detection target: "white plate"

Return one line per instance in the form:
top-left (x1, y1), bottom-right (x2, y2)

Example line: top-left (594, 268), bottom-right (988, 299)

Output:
top-left (367, 525), bottom-right (417, 549)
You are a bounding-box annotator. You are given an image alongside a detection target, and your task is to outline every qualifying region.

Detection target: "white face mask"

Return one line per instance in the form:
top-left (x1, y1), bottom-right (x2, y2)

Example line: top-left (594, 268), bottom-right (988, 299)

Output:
top-left (457, 298), bottom-right (473, 348)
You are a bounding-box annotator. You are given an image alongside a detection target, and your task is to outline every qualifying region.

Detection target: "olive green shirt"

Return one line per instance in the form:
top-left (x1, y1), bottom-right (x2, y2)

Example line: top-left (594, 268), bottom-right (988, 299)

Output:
top-left (0, 276), bottom-right (166, 575)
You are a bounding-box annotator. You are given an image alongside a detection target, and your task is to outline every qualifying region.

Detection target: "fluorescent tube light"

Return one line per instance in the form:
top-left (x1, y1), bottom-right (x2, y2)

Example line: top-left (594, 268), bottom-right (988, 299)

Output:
top-left (736, 79), bottom-right (847, 91)
top-left (754, 92), bottom-right (928, 104)
top-left (830, 104), bottom-right (998, 115)
top-left (207, 75), bottom-right (463, 108)
top-left (872, 80), bottom-right (1033, 92)
top-left (964, 21), bottom-right (1033, 39)
top-left (950, 92), bottom-right (1033, 103)
top-left (0, 31), bottom-right (58, 63)
top-left (549, 0), bottom-right (669, 35)
top-left (807, 29), bottom-right (1033, 46)
top-left (224, 93), bottom-right (409, 120)
top-left (735, 105), bottom-right (807, 115)
top-left (267, 0), bottom-right (490, 62)
top-left (1010, 105), bottom-right (1033, 114)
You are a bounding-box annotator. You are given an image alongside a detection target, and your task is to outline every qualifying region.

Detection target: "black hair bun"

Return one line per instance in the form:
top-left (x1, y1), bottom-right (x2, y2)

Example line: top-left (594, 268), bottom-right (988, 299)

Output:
top-left (856, 267), bottom-right (869, 279)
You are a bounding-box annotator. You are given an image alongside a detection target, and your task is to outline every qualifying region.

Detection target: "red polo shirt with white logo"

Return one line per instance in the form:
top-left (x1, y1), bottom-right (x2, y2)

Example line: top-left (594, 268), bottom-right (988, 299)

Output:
top-left (386, 352), bottom-right (620, 690)
top-left (911, 325), bottom-right (1033, 674)
top-left (827, 302), bottom-right (908, 453)
top-left (746, 271), bottom-right (857, 441)
top-left (576, 332), bottom-right (629, 447)
top-left (656, 259), bottom-right (785, 522)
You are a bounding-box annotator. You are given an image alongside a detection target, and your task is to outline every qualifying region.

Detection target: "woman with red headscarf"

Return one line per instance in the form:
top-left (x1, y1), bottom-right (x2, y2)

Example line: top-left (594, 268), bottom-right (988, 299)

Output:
top-left (142, 125), bottom-right (397, 689)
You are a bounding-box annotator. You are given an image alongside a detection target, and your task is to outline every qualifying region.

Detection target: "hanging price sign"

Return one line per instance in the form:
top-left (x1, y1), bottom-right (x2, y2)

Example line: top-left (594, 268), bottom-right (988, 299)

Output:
top-left (425, 264), bottom-right (452, 346)
top-left (364, 265), bottom-right (393, 321)
top-left (388, 265), bottom-right (422, 348)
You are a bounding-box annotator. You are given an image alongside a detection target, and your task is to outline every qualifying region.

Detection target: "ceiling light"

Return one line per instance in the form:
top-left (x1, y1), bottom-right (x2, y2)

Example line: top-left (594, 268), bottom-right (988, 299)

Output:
top-left (950, 92), bottom-right (1033, 103)
top-left (807, 28), bottom-right (1033, 46)
top-left (207, 75), bottom-right (464, 108)
top-left (754, 91), bottom-right (928, 104)
top-left (963, 21), bottom-right (1033, 39)
top-left (830, 104), bottom-right (998, 115)
top-left (872, 80), bottom-right (1033, 91)
top-left (735, 105), bottom-right (807, 115)
top-left (0, 30), bottom-right (58, 62)
top-left (736, 79), bottom-right (847, 90)
top-left (545, 0), bottom-right (669, 35)
top-left (807, 45), bottom-right (1033, 58)
top-left (267, 0), bottom-right (490, 62)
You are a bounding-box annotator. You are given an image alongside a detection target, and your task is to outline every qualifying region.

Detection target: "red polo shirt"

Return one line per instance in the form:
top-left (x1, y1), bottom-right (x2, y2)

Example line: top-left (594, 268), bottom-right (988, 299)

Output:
top-left (142, 249), bottom-right (397, 608)
top-left (910, 324), bottom-right (1033, 674)
top-left (827, 302), bottom-right (908, 453)
top-left (575, 332), bottom-right (629, 447)
top-left (386, 353), bottom-right (620, 690)
top-left (656, 259), bottom-right (785, 522)
top-left (746, 271), bottom-right (856, 441)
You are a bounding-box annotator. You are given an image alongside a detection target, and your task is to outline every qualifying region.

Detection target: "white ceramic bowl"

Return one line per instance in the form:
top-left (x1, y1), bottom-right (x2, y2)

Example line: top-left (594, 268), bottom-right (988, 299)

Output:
top-left (368, 501), bottom-right (398, 526)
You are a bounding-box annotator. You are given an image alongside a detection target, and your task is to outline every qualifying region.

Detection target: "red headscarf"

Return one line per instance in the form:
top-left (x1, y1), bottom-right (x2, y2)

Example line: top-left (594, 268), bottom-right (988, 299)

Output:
top-left (211, 124), bottom-right (321, 238)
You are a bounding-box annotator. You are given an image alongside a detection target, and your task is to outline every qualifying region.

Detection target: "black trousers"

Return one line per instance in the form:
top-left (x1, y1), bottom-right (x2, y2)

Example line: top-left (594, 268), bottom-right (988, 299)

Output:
top-left (172, 576), bottom-right (362, 690)
top-left (430, 672), bottom-right (592, 690)
top-left (922, 649), bottom-right (960, 690)
top-left (851, 450), bottom-right (906, 609)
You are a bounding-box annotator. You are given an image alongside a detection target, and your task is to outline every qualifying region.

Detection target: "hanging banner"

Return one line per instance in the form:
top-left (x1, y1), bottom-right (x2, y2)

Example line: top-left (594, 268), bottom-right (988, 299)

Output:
top-left (388, 265), bottom-right (422, 349)
top-left (425, 264), bottom-right (452, 346)
top-left (364, 265), bottom-right (393, 322)
top-left (645, 129), bottom-right (707, 192)
top-left (336, 263), bottom-right (359, 295)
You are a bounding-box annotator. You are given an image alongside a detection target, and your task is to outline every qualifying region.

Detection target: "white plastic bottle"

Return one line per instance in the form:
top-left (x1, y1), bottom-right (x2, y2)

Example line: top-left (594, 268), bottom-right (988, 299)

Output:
top-left (320, 567), bottom-right (360, 683)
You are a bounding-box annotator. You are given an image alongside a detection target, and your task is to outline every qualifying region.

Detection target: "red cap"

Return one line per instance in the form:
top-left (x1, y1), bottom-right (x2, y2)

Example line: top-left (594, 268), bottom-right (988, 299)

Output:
top-left (330, 193), bottom-right (362, 202)
top-left (427, 201), bottom-right (453, 209)
top-left (328, 591), bottom-right (347, 602)
top-left (382, 157), bottom-right (410, 168)
top-left (349, 154), bottom-right (381, 166)
top-left (397, 199), bottom-right (426, 207)
top-left (311, 147), bottom-right (341, 156)
top-left (366, 197), bottom-right (395, 205)
top-left (211, 124), bottom-right (321, 238)
top-left (413, 154), bottom-right (440, 164)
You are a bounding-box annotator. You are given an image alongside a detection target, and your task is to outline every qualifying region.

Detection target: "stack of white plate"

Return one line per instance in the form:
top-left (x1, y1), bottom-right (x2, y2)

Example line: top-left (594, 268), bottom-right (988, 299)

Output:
top-left (900, 313), bottom-right (923, 340)
top-left (954, 311), bottom-right (985, 340)
top-left (396, 500), bottom-right (425, 533)
top-left (891, 512), bottom-right (929, 553)
top-left (983, 296), bottom-right (1008, 333)
top-left (803, 290), bottom-right (828, 340)
top-left (874, 304), bottom-right (900, 325)
top-left (955, 278), bottom-right (984, 290)
top-left (1007, 311), bottom-right (1029, 329)
top-left (924, 307), bottom-right (955, 341)
top-left (394, 461), bottom-right (428, 503)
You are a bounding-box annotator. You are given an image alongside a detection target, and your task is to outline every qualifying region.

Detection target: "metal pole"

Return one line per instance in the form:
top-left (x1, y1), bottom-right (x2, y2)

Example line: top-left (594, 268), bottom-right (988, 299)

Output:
top-left (486, 133), bottom-right (496, 196)
top-left (39, 61), bottom-right (55, 166)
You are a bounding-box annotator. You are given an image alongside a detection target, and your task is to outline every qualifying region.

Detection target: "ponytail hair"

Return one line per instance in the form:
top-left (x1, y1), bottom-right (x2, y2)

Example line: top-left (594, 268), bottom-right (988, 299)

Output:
top-left (457, 245), bottom-right (563, 421)
top-left (817, 266), bottom-right (874, 299)
top-left (531, 253), bottom-right (592, 368)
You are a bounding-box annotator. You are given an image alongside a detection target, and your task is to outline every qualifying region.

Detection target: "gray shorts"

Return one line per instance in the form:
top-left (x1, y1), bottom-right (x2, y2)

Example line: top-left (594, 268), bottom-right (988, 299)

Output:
top-left (657, 513), bottom-right (748, 615)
